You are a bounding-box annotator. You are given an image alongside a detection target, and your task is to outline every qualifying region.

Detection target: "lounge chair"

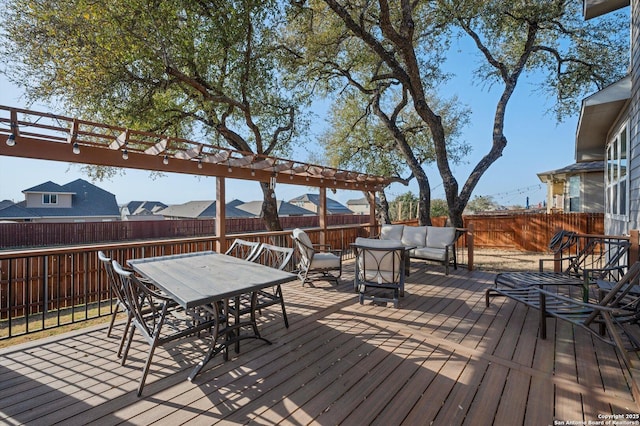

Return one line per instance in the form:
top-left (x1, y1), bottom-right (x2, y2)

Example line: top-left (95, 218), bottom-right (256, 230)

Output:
top-left (486, 262), bottom-right (640, 368)
top-left (292, 228), bottom-right (342, 285)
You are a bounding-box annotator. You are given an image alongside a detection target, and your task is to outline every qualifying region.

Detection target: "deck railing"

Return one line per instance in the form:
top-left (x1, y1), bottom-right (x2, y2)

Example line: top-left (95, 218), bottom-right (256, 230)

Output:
top-left (0, 224), bottom-right (409, 340)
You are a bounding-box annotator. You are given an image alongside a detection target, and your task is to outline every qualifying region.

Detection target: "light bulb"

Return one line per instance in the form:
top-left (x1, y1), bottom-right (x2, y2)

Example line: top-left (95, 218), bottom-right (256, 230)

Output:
top-left (6, 134), bottom-right (16, 146)
top-left (122, 149), bottom-right (129, 160)
top-left (72, 142), bottom-right (80, 155)
top-left (198, 159), bottom-right (203, 169)
top-left (163, 155), bottom-right (169, 165)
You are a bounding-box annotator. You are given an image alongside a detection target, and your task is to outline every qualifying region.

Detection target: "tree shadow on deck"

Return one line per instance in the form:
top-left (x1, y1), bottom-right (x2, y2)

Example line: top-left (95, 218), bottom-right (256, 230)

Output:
top-left (0, 263), bottom-right (633, 424)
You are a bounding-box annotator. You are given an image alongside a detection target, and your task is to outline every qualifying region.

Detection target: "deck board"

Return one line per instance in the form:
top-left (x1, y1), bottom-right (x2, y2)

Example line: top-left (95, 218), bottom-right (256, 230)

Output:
top-left (0, 261), bottom-right (638, 425)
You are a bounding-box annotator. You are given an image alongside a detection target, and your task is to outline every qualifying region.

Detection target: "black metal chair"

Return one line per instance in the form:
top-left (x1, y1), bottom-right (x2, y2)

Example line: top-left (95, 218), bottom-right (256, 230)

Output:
top-left (98, 251), bottom-right (133, 358)
top-left (233, 243), bottom-right (294, 328)
top-left (352, 238), bottom-right (407, 308)
top-left (292, 228), bottom-right (342, 285)
top-left (486, 262), bottom-right (640, 368)
top-left (112, 260), bottom-right (219, 396)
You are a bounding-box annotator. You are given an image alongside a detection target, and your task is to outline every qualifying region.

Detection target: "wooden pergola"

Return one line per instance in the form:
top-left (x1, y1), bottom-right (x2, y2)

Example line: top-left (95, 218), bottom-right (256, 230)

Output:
top-left (0, 106), bottom-right (395, 250)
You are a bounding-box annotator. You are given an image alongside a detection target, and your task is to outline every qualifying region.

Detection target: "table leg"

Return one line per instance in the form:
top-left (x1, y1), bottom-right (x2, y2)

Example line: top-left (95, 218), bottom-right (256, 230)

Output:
top-left (188, 293), bottom-right (272, 382)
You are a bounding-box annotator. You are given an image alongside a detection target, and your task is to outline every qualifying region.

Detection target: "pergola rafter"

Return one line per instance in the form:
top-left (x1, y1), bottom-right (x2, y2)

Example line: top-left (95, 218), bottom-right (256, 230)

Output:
top-left (0, 105), bottom-right (394, 191)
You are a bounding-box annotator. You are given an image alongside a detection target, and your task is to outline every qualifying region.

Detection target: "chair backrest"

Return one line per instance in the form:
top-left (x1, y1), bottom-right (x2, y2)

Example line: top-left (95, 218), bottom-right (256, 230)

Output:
top-left (251, 243), bottom-right (294, 271)
top-left (112, 260), bottom-right (167, 340)
top-left (292, 228), bottom-right (314, 266)
top-left (98, 251), bottom-right (128, 306)
top-left (548, 230), bottom-right (578, 254)
top-left (225, 238), bottom-right (261, 260)
top-left (354, 237), bottom-right (405, 284)
top-left (567, 238), bottom-right (630, 280)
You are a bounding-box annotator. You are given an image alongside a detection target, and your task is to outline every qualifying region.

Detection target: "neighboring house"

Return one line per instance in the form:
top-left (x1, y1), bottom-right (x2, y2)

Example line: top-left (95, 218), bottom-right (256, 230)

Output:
top-left (237, 200), bottom-right (316, 217)
top-left (537, 161), bottom-right (605, 213)
top-left (0, 179), bottom-right (120, 222)
top-left (159, 200), bottom-right (256, 219)
top-left (289, 193), bottom-right (353, 214)
top-left (121, 201), bottom-right (168, 221)
top-left (577, 1), bottom-right (632, 235)
top-left (347, 197), bottom-right (375, 215)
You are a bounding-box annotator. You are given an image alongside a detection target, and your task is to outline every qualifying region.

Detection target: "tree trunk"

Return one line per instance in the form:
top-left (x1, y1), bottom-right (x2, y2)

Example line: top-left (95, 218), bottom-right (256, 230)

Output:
top-left (260, 182), bottom-right (282, 231)
top-left (377, 190), bottom-right (391, 224)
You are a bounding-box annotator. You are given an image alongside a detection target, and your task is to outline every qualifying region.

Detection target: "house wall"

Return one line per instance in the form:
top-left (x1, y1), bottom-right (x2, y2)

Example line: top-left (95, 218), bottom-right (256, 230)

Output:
top-left (25, 193), bottom-right (73, 208)
top-left (627, 0), bottom-right (640, 234)
top-left (581, 172), bottom-right (605, 213)
top-left (348, 204), bottom-right (369, 215)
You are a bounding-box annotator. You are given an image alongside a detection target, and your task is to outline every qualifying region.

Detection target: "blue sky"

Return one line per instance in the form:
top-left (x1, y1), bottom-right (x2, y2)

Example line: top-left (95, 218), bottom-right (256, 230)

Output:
top-left (0, 47), bottom-right (578, 208)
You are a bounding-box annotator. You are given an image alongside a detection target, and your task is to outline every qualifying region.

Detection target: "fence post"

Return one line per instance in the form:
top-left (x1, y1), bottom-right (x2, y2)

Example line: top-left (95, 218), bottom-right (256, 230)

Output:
top-left (630, 230), bottom-right (639, 266)
top-left (467, 223), bottom-right (474, 271)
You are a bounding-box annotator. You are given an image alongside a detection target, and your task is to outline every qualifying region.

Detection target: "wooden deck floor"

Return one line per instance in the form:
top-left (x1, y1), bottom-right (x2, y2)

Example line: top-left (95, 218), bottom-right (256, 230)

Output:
top-left (1, 261), bottom-right (639, 425)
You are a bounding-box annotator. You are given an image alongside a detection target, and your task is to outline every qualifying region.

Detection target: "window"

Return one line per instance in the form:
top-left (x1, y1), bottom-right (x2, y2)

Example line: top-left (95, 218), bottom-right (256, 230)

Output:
top-left (606, 123), bottom-right (629, 218)
top-left (42, 193), bottom-right (58, 205)
top-left (568, 175), bottom-right (580, 212)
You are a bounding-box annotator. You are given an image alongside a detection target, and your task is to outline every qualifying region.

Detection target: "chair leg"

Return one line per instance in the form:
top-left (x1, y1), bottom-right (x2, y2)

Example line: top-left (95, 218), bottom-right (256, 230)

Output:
top-left (106, 303), bottom-right (120, 338)
top-left (276, 286), bottom-right (289, 328)
top-left (117, 314), bottom-right (132, 358)
top-left (137, 344), bottom-right (158, 397)
top-left (121, 323), bottom-right (136, 366)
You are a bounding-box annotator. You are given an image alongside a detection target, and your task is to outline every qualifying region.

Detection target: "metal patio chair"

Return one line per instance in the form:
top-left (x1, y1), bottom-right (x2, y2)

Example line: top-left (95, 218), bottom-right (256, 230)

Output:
top-left (225, 238), bottom-right (261, 260)
top-left (98, 251), bottom-right (134, 358)
top-left (242, 243), bottom-right (294, 328)
top-left (352, 237), bottom-right (408, 308)
top-left (292, 228), bottom-right (342, 285)
top-left (112, 260), bottom-right (219, 396)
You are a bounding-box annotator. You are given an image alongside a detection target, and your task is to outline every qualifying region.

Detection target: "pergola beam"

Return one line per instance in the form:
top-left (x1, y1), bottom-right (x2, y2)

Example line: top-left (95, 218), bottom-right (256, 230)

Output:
top-left (0, 105), bottom-right (397, 246)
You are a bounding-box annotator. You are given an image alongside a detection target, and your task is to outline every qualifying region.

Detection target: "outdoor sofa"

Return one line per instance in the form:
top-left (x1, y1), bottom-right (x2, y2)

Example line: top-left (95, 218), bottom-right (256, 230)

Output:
top-left (378, 224), bottom-right (458, 274)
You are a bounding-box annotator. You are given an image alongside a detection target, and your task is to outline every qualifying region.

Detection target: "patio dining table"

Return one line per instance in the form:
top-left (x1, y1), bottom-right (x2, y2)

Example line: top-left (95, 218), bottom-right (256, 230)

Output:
top-left (128, 250), bottom-right (297, 381)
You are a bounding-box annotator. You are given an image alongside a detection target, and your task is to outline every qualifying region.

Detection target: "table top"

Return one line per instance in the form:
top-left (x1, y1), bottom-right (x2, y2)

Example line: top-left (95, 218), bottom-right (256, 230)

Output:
top-left (495, 271), bottom-right (585, 288)
top-left (128, 251), bottom-right (297, 309)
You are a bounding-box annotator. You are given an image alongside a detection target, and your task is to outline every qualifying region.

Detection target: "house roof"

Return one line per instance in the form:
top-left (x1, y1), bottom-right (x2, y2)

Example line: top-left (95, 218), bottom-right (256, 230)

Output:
top-left (575, 75), bottom-right (630, 162)
top-left (237, 200), bottom-right (315, 217)
top-left (23, 181), bottom-right (76, 194)
top-left (126, 201), bottom-right (168, 215)
top-left (583, 0), bottom-right (629, 19)
top-left (537, 161), bottom-right (605, 182)
top-left (289, 193), bottom-right (353, 214)
top-left (159, 201), bottom-right (255, 219)
top-left (347, 197), bottom-right (376, 206)
top-left (0, 201), bottom-right (40, 220)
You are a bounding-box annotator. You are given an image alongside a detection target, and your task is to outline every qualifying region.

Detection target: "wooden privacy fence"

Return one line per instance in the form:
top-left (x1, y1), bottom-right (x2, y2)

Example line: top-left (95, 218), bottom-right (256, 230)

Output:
top-left (0, 214), bottom-right (370, 249)
top-left (463, 212), bottom-right (604, 252)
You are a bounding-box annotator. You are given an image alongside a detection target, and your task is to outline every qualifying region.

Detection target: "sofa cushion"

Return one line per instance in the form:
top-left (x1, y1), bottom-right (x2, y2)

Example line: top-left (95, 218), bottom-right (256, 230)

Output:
top-left (380, 224), bottom-right (404, 241)
top-left (401, 226), bottom-right (427, 248)
top-left (412, 246), bottom-right (447, 262)
top-left (426, 226), bottom-right (456, 249)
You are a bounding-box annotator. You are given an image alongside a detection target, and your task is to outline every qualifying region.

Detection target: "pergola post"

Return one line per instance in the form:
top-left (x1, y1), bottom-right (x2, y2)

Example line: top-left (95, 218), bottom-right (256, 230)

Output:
top-left (319, 187), bottom-right (327, 245)
top-left (216, 176), bottom-right (226, 253)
